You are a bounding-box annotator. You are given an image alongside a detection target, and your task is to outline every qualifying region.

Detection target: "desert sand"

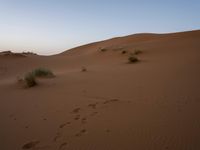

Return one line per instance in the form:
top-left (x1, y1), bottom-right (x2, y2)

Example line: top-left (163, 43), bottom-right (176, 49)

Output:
top-left (0, 30), bottom-right (200, 150)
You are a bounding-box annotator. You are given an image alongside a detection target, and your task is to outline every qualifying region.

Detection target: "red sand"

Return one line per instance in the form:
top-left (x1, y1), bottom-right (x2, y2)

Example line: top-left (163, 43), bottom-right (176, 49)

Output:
top-left (0, 30), bottom-right (200, 150)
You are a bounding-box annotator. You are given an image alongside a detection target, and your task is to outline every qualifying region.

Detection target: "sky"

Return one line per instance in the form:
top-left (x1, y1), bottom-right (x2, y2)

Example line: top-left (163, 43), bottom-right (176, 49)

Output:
top-left (0, 0), bottom-right (199, 55)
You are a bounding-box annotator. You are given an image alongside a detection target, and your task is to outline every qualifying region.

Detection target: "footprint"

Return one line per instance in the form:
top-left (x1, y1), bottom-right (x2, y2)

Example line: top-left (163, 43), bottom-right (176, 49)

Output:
top-left (74, 115), bottom-right (80, 120)
top-left (90, 112), bottom-right (98, 116)
top-left (59, 142), bottom-right (67, 150)
top-left (71, 108), bottom-right (81, 114)
top-left (106, 129), bottom-right (110, 133)
top-left (88, 103), bottom-right (98, 109)
top-left (81, 118), bottom-right (87, 124)
top-left (59, 123), bottom-right (66, 129)
top-left (25, 125), bottom-right (29, 129)
top-left (53, 132), bottom-right (62, 142)
top-left (75, 133), bottom-right (81, 137)
top-left (75, 129), bottom-right (87, 137)
top-left (103, 99), bottom-right (119, 104)
top-left (66, 122), bottom-right (71, 125)
top-left (81, 129), bottom-right (86, 133)
top-left (9, 114), bottom-right (14, 118)
top-left (22, 141), bottom-right (40, 149)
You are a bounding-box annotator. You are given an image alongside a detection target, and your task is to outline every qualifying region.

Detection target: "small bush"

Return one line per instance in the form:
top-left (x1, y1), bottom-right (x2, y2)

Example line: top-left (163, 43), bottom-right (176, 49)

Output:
top-left (24, 72), bottom-right (37, 87)
top-left (121, 50), bottom-right (127, 54)
top-left (18, 68), bottom-right (54, 88)
top-left (128, 55), bottom-right (139, 63)
top-left (99, 47), bottom-right (107, 52)
top-left (81, 66), bottom-right (87, 72)
top-left (32, 68), bottom-right (54, 78)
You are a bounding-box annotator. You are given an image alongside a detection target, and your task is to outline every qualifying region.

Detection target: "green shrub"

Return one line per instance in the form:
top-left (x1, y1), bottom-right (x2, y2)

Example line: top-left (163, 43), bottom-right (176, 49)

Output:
top-left (32, 68), bottom-right (54, 78)
top-left (19, 68), bottom-right (54, 88)
top-left (128, 55), bottom-right (139, 63)
top-left (24, 72), bottom-right (37, 87)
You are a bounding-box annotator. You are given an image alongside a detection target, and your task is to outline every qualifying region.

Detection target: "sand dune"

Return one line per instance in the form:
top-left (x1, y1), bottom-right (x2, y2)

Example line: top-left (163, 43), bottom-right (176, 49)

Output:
top-left (0, 30), bottom-right (200, 150)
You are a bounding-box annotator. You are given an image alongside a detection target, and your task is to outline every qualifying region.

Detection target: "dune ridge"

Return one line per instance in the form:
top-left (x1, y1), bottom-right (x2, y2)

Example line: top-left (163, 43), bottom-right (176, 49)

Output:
top-left (0, 30), bottom-right (200, 150)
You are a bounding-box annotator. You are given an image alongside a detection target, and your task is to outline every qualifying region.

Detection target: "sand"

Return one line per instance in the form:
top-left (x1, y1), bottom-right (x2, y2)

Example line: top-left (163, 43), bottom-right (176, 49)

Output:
top-left (0, 30), bottom-right (200, 150)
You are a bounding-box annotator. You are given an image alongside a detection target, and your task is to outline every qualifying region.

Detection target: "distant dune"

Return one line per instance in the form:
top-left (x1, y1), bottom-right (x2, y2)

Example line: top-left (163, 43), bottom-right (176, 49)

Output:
top-left (0, 30), bottom-right (200, 150)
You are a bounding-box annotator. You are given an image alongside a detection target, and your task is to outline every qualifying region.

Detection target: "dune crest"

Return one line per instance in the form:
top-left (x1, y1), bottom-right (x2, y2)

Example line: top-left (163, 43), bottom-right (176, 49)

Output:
top-left (0, 30), bottom-right (200, 150)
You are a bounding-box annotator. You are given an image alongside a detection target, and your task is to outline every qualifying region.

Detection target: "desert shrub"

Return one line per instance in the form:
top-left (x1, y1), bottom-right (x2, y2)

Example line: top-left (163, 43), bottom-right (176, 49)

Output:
top-left (81, 66), bottom-right (87, 72)
top-left (19, 68), bottom-right (54, 88)
top-left (128, 55), bottom-right (139, 63)
top-left (99, 47), bottom-right (107, 52)
top-left (24, 72), bottom-right (37, 87)
top-left (32, 68), bottom-right (54, 78)
top-left (121, 50), bottom-right (127, 54)
top-left (22, 51), bottom-right (37, 56)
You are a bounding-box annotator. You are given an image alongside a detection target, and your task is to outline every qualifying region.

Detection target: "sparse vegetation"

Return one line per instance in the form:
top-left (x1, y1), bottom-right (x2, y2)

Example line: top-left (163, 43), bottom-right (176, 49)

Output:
top-left (121, 50), bottom-right (127, 54)
top-left (99, 47), bottom-right (107, 52)
top-left (24, 72), bottom-right (37, 87)
top-left (0, 51), bottom-right (26, 57)
top-left (22, 51), bottom-right (37, 56)
top-left (81, 66), bottom-right (87, 72)
top-left (128, 55), bottom-right (139, 63)
top-left (31, 68), bottom-right (54, 78)
top-left (18, 68), bottom-right (54, 88)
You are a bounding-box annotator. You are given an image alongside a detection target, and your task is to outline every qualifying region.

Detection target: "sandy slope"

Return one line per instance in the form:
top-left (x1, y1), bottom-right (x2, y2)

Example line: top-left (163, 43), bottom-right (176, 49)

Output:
top-left (0, 30), bottom-right (200, 150)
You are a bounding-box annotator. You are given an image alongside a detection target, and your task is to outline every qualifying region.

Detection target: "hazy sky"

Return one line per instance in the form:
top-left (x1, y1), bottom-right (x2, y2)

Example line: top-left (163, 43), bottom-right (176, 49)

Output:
top-left (0, 0), bottom-right (199, 55)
